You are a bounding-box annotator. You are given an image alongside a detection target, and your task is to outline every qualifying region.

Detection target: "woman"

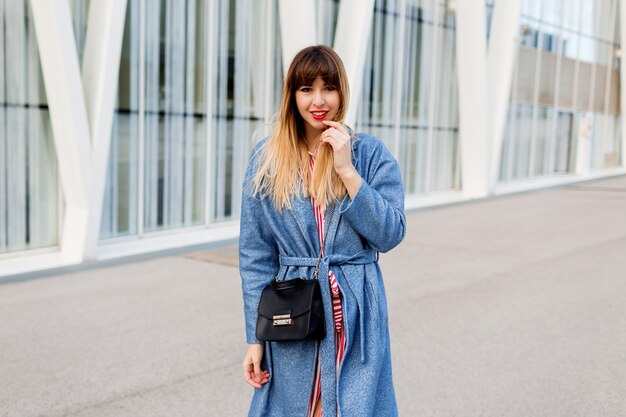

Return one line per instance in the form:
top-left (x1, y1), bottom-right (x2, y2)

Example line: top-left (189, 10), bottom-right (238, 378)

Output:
top-left (240, 45), bottom-right (406, 417)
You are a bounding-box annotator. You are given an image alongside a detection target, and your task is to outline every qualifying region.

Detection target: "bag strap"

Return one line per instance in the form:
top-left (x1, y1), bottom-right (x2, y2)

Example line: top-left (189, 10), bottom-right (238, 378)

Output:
top-left (312, 203), bottom-right (335, 280)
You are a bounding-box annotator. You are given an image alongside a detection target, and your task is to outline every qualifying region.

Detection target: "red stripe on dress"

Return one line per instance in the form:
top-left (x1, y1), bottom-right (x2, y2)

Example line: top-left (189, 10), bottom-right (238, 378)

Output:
top-left (307, 154), bottom-right (346, 417)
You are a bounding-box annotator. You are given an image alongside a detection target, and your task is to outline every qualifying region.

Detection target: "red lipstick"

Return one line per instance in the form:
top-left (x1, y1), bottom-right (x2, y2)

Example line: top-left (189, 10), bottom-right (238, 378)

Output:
top-left (311, 111), bottom-right (328, 121)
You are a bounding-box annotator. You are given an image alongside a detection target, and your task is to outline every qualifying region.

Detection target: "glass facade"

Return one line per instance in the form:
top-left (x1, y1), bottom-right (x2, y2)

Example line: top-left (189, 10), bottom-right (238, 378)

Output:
top-left (1, 1), bottom-right (624, 257)
top-left (356, 0), bottom-right (460, 195)
top-left (486, 0), bottom-right (495, 40)
top-left (70, 0), bottom-right (91, 62)
top-left (100, 0), bottom-right (284, 239)
top-left (500, 0), bottom-right (621, 182)
top-left (210, 0), bottom-right (283, 223)
top-left (317, 0), bottom-right (341, 46)
top-left (100, 0), bottom-right (140, 239)
top-left (0, 1), bottom-right (60, 254)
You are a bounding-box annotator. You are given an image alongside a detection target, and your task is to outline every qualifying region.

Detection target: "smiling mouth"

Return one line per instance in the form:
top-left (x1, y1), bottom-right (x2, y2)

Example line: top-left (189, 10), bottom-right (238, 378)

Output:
top-left (311, 111), bottom-right (328, 121)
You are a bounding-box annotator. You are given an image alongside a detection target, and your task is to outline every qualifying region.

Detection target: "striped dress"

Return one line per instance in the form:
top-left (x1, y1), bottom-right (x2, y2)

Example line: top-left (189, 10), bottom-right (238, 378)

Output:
top-left (307, 154), bottom-right (347, 417)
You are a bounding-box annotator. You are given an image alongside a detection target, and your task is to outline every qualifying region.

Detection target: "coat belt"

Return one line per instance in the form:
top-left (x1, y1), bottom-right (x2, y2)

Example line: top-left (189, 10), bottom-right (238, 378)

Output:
top-left (279, 248), bottom-right (378, 364)
top-left (279, 248), bottom-right (378, 268)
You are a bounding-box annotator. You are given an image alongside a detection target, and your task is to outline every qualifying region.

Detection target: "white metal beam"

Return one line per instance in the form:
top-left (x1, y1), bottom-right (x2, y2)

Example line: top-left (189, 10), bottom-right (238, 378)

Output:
top-left (82, 0), bottom-right (128, 259)
top-left (577, 2), bottom-right (603, 175)
top-left (30, 0), bottom-right (127, 263)
top-left (455, 0), bottom-right (489, 198)
top-left (278, 0), bottom-right (317, 73)
top-left (333, 0), bottom-right (376, 126)
top-left (617, 0), bottom-right (626, 168)
top-left (29, 0), bottom-right (92, 263)
top-left (487, 0), bottom-right (522, 188)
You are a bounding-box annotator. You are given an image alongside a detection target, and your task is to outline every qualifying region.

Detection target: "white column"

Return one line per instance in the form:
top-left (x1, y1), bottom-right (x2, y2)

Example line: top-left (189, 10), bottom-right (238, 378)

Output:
top-left (29, 0), bottom-right (92, 263)
top-left (620, 0), bottom-right (626, 168)
top-left (487, 0), bottom-right (522, 188)
top-left (278, 0), bottom-right (317, 73)
top-left (82, 0), bottom-right (128, 259)
top-left (455, 0), bottom-right (489, 198)
top-left (574, 113), bottom-right (593, 175)
top-left (333, 0), bottom-right (375, 126)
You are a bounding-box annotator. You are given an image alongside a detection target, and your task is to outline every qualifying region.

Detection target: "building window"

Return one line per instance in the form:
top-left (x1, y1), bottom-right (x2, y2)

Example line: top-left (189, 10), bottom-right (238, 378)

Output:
top-left (357, 0), bottom-right (460, 195)
top-left (501, 0), bottom-right (621, 182)
top-left (0, 1), bottom-right (61, 255)
top-left (100, 0), bottom-right (284, 240)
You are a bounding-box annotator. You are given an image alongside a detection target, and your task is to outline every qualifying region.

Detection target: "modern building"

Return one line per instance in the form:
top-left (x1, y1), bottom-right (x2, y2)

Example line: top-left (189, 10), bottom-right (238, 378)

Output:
top-left (1, 0), bottom-right (624, 277)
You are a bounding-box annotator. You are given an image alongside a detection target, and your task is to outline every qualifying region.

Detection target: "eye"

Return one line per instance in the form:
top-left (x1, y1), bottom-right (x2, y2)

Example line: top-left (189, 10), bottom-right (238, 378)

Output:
top-left (299, 86), bottom-right (312, 93)
top-left (324, 85), bottom-right (337, 91)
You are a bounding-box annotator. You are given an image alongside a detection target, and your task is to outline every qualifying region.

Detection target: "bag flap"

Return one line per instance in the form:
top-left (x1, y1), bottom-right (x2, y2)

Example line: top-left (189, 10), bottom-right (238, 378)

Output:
top-left (257, 278), bottom-right (317, 319)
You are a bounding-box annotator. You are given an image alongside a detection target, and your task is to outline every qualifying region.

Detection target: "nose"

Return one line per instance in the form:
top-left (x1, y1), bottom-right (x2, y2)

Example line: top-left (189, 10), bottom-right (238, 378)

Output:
top-left (312, 90), bottom-right (325, 106)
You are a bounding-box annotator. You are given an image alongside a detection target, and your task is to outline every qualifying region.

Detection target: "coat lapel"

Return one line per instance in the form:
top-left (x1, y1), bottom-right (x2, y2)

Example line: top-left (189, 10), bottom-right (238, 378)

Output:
top-left (326, 196), bottom-right (347, 256)
top-left (285, 195), bottom-right (319, 257)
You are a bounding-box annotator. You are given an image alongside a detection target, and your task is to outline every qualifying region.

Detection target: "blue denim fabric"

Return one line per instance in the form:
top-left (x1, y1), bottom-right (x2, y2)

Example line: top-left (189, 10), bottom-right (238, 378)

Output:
top-left (240, 133), bottom-right (406, 417)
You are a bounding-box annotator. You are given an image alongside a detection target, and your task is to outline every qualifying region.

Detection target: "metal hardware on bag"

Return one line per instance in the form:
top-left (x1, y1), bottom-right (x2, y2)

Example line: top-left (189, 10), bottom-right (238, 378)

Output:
top-left (273, 314), bottom-right (292, 326)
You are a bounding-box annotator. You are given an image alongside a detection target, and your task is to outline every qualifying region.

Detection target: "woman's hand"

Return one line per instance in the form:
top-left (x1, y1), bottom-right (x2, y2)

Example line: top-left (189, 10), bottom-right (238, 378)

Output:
top-left (242, 343), bottom-right (270, 388)
top-left (321, 120), bottom-right (362, 199)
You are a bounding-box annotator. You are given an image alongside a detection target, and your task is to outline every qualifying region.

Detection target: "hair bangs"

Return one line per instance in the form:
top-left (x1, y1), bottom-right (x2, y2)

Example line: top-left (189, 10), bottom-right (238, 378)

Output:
top-left (292, 48), bottom-right (341, 89)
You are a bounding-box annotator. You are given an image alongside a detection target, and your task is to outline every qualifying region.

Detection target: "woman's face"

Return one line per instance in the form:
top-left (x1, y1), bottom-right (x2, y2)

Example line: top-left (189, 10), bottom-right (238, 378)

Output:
top-left (294, 76), bottom-right (340, 141)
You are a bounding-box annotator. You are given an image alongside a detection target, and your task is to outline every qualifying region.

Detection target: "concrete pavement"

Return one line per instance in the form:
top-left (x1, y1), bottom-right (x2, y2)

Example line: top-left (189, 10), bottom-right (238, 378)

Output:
top-left (1, 175), bottom-right (625, 417)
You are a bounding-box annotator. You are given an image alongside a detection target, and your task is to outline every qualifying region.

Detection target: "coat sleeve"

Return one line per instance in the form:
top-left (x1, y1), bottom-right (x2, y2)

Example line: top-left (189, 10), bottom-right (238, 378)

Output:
top-left (338, 139), bottom-right (406, 253)
top-left (239, 146), bottom-right (279, 344)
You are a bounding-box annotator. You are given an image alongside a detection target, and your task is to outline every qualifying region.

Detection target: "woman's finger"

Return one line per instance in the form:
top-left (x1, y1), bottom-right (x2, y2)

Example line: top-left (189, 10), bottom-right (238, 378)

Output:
top-left (253, 359), bottom-right (263, 382)
top-left (324, 133), bottom-right (351, 152)
top-left (322, 125), bottom-right (347, 138)
top-left (322, 129), bottom-right (348, 144)
top-left (242, 343), bottom-right (267, 388)
top-left (243, 363), bottom-right (262, 388)
top-left (322, 120), bottom-right (347, 134)
top-left (244, 367), bottom-right (269, 388)
top-left (246, 373), bottom-right (262, 388)
top-left (321, 133), bottom-right (335, 145)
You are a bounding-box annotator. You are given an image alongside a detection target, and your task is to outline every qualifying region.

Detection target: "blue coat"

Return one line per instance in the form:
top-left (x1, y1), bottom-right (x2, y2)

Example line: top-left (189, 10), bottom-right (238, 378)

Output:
top-left (240, 133), bottom-right (406, 417)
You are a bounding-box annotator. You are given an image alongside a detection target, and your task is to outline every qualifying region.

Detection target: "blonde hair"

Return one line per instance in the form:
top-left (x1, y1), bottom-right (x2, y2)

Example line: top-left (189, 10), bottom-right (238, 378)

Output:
top-left (252, 45), bottom-right (351, 211)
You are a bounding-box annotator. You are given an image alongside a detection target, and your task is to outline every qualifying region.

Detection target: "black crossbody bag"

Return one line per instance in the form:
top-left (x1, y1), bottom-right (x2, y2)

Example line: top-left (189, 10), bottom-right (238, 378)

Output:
top-left (255, 204), bottom-right (335, 342)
